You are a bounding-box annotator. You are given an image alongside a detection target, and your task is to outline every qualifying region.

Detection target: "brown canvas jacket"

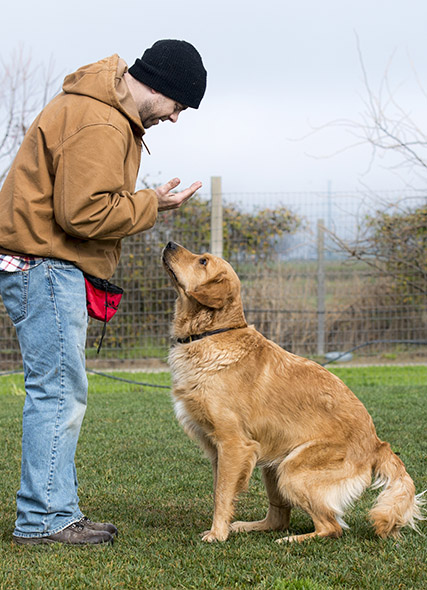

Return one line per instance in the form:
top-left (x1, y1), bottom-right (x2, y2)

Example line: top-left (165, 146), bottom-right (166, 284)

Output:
top-left (0, 55), bottom-right (158, 278)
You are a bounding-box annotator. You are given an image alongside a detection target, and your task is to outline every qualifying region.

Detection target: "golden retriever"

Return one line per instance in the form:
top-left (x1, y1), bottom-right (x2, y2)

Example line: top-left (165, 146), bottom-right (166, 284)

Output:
top-left (162, 241), bottom-right (423, 543)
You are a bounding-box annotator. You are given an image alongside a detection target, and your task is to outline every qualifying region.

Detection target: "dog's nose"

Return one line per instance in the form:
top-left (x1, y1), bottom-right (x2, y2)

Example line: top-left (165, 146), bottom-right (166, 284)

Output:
top-left (165, 241), bottom-right (178, 251)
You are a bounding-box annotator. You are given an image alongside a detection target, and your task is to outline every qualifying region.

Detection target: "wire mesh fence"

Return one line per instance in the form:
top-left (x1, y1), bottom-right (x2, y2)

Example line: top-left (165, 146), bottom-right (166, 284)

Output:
top-left (1, 185), bottom-right (426, 372)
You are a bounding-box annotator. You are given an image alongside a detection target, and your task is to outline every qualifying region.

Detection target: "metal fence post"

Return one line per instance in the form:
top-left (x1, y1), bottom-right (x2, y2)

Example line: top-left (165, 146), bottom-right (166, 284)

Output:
top-left (210, 176), bottom-right (223, 258)
top-left (317, 219), bottom-right (326, 356)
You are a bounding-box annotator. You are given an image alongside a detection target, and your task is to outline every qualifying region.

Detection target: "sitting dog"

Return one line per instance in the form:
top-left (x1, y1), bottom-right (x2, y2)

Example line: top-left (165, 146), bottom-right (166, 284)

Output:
top-left (162, 241), bottom-right (423, 543)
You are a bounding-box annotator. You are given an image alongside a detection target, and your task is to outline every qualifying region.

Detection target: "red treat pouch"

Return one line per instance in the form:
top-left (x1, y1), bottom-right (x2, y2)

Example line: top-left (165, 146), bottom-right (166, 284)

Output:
top-left (84, 274), bottom-right (123, 352)
top-left (84, 274), bottom-right (123, 321)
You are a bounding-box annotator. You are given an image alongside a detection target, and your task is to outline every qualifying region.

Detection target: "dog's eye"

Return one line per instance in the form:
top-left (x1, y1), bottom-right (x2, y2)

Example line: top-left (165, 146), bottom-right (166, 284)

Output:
top-left (199, 258), bottom-right (208, 266)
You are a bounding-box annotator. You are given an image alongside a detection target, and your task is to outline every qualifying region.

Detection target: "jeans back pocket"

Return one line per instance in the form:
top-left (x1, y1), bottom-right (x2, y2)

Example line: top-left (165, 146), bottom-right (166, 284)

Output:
top-left (0, 270), bottom-right (30, 324)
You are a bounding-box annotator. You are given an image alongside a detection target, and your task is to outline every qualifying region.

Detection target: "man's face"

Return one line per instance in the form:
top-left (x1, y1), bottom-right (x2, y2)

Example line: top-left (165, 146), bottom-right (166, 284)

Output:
top-left (138, 92), bottom-right (188, 129)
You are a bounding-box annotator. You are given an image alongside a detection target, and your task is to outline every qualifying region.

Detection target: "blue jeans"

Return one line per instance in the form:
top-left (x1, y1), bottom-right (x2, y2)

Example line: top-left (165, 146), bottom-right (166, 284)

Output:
top-left (0, 258), bottom-right (88, 537)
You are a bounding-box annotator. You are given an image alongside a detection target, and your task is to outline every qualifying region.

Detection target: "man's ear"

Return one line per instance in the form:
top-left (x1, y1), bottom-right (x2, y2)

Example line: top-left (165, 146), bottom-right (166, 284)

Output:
top-left (187, 275), bottom-right (231, 309)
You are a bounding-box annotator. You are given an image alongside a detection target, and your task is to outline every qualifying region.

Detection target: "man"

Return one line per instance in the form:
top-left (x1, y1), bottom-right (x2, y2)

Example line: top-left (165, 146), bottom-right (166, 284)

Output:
top-left (0, 39), bottom-right (207, 545)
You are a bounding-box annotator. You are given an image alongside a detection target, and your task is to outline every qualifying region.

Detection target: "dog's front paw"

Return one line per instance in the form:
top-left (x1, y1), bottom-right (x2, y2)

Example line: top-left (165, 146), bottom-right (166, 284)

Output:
top-left (200, 528), bottom-right (229, 543)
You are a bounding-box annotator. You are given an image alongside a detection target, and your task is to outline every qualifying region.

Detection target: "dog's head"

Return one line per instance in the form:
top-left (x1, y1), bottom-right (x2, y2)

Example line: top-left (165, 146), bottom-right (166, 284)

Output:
top-left (162, 241), bottom-right (246, 336)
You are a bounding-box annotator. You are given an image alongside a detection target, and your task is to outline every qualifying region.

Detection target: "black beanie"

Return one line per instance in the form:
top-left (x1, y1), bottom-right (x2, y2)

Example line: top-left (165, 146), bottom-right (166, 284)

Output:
top-left (128, 40), bottom-right (207, 109)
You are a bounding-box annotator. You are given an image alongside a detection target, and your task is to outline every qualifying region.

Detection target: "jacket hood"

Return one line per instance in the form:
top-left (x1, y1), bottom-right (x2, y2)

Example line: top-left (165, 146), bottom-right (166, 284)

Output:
top-left (62, 54), bottom-right (144, 133)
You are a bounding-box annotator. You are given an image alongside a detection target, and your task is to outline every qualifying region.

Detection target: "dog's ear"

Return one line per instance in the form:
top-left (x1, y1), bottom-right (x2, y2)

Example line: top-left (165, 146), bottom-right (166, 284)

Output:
top-left (188, 274), bottom-right (232, 309)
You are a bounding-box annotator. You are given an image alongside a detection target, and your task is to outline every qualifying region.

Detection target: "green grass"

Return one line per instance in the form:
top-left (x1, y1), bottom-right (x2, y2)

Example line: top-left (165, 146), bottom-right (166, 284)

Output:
top-left (85, 343), bottom-right (169, 360)
top-left (0, 367), bottom-right (426, 590)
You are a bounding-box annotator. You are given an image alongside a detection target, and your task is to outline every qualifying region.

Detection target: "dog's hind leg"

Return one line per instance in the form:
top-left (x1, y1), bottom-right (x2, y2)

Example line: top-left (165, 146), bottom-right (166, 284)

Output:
top-left (231, 465), bottom-right (291, 533)
top-left (201, 438), bottom-right (259, 543)
top-left (276, 511), bottom-right (343, 544)
top-left (274, 442), bottom-right (370, 543)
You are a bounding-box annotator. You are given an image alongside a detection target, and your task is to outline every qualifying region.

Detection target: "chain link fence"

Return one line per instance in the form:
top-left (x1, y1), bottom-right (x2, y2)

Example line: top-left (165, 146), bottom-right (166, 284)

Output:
top-left (1, 183), bottom-right (426, 371)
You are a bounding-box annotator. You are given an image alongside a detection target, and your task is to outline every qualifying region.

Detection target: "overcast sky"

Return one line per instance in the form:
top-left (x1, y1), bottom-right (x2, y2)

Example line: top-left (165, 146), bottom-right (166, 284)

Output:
top-left (2, 0), bottom-right (427, 206)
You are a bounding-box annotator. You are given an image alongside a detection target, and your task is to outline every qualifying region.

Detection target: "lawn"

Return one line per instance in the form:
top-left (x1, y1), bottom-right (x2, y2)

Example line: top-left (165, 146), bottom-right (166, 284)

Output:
top-left (0, 366), bottom-right (426, 590)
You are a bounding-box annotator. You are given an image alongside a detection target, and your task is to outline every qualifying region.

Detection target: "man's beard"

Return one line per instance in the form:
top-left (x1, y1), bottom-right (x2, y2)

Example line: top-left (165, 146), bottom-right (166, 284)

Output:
top-left (138, 101), bottom-right (160, 129)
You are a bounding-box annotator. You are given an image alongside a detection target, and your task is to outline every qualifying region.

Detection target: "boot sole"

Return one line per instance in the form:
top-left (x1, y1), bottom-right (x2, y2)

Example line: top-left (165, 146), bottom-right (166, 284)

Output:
top-left (13, 534), bottom-right (114, 546)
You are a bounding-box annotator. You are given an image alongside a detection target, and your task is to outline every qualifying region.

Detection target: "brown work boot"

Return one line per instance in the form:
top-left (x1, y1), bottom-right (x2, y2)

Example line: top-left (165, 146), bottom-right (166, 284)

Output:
top-left (79, 516), bottom-right (118, 537)
top-left (12, 520), bottom-right (113, 545)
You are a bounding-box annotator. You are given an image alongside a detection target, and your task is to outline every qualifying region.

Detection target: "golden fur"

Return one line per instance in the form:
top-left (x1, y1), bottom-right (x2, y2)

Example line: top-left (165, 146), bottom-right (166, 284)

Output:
top-left (162, 242), bottom-right (424, 543)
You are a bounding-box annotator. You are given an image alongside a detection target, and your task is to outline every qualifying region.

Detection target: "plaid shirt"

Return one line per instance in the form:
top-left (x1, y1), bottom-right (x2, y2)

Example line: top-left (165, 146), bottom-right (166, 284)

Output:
top-left (0, 254), bottom-right (43, 272)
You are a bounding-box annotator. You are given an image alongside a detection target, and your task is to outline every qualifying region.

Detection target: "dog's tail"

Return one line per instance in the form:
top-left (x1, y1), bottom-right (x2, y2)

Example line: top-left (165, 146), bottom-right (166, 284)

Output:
top-left (369, 441), bottom-right (425, 538)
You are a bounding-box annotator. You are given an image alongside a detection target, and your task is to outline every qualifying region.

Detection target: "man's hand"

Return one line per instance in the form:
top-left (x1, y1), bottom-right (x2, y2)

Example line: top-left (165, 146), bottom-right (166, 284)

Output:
top-left (155, 178), bottom-right (202, 211)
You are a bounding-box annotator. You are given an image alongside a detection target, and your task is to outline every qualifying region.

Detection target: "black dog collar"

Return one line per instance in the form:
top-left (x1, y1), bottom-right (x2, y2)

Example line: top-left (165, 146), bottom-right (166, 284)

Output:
top-left (175, 327), bottom-right (242, 344)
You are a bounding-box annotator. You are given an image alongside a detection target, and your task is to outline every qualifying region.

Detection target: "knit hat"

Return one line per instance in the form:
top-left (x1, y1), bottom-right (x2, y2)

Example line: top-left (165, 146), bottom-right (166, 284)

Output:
top-left (128, 40), bottom-right (207, 109)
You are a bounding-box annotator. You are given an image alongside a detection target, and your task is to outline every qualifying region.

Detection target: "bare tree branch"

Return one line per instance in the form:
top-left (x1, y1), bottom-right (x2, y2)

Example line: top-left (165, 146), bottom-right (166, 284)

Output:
top-left (0, 47), bottom-right (60, 185)
top-left (354, 33), bottom-right (427, 177)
